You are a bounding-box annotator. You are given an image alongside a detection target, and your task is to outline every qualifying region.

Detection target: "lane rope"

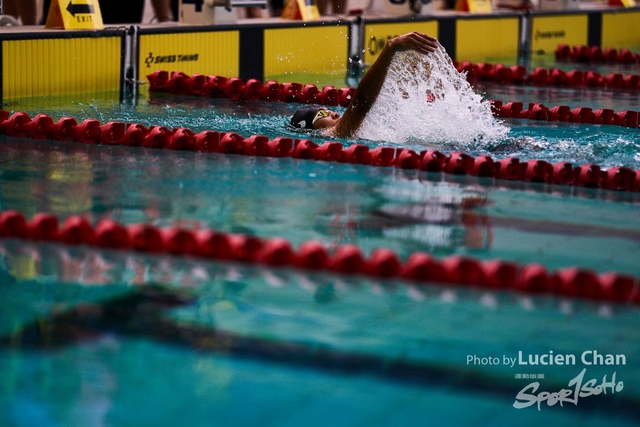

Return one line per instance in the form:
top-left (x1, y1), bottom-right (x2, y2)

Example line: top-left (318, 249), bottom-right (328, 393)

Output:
top-left (2, 106), bottom-right (640, 194)
top-left (145, 70), bottom-right (640, 129)
top-left (454, 60), bottom-right (640, 91)
top-left (0, 209), bottom-right (638, 305)
top-left (554, 43), bottom-right (640, 65)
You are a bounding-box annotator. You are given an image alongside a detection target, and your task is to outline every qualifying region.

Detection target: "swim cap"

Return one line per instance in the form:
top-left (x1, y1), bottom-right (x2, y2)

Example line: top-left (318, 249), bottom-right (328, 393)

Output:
top-left (290, 107), bottom-right (322, 129)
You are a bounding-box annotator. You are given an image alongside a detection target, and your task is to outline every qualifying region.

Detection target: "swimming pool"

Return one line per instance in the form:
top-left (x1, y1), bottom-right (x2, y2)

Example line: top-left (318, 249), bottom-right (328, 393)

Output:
top-left (1, 53), bottom-right (640, 426)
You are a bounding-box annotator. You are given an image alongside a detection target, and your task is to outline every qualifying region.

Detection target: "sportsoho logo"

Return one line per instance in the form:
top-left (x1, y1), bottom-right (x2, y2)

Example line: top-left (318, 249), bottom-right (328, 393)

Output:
top-left (467, 350), bottom-right (627, 411)
top-left (145, 52), bottom-right (200, 68)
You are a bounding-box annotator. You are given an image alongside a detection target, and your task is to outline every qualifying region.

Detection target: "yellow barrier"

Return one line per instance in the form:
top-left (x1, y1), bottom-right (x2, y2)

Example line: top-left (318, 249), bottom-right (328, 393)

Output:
top-left (2, 33), bottom-right (123, 100)
top-left (457, 17), bottom-right (520, 62)
top-left (264, 25), bottom-right (349, 80)
top-left (2, 9), bottom-right (640, 101)
top-left (602, 10), bottom-right (640, 49)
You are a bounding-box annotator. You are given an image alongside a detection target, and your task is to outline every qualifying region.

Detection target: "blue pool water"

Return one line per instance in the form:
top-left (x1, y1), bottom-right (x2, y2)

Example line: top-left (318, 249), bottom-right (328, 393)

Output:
top-left (1, 63), bottom-right (640, 426)
top-left (6, 81), bottom-right (640, 168)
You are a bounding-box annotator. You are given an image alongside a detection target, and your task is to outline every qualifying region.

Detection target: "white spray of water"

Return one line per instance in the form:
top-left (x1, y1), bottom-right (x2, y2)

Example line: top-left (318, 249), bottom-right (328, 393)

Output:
top-left (355, 46), bottom-right (509, 147)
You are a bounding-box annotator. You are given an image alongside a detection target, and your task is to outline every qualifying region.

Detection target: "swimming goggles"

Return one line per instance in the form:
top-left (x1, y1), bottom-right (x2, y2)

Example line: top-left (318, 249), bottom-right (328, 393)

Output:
top-left (312, 109), bottom-right (330, 124)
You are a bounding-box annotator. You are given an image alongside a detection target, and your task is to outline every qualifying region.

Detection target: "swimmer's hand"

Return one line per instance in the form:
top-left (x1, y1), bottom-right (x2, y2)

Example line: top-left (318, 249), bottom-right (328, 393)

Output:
top-left (333, 32), bottom-right (441, 138)
top-left (387, 32), bottom-right (439, 56)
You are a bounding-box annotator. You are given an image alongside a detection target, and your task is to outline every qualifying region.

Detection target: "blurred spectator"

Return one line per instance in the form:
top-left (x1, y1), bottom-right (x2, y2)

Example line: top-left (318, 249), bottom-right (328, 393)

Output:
top-left (3, 0), bottom-right (37, 25)
top-left (271, 0), bottom-right (284, 15)
top-left (148, 0), bottom-right (173, 22)
top-left (99, 0), bottom-right (146, 23)
top-left (171, 0), bottom-right (179, 20)
top-left (100, 0), bottom-right (172, 23)
top-left (41, 0), bottom-right (172, 24)
top-left (243, 6), bottom-right (265, 18)
top-left (316, 0), bottom-right (346, 15)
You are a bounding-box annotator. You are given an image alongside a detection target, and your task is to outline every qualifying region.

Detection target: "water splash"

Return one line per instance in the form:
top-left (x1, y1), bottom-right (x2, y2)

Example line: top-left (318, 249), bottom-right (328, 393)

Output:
top-left (356, 46), bottom-right (509, 147)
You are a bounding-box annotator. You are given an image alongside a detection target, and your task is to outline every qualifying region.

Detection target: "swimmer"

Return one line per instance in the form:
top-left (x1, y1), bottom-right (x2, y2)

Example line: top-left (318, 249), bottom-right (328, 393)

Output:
top-left (289, 32), bottom-right (440, 138)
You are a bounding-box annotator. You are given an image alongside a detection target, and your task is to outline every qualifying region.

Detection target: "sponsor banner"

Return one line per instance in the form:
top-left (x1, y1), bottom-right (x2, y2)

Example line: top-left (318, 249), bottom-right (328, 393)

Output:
top-left (531, 14), bottom-right (588, 54)
top-left (139, 31), bottom-right (240, 77)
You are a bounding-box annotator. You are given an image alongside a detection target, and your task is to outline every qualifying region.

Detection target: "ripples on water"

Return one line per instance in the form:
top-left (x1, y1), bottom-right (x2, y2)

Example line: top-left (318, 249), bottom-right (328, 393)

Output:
top-left (4, 60), bottom-right (640, 169)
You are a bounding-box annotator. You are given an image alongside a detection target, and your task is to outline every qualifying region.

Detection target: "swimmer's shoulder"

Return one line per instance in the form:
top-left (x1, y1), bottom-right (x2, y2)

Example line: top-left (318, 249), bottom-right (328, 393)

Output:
top-left (330, 115), bottom-right (360, 138)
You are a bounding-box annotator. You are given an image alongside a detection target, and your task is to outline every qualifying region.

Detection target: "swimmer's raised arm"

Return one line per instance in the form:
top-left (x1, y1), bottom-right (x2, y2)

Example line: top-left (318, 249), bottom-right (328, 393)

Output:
top-left (334, 32), bottom-right (439, 137)
top-left (289, 32), bottom-right (440, 137)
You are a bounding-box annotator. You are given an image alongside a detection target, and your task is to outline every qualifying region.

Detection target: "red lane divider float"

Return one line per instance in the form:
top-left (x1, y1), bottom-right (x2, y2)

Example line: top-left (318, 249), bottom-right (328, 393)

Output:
top-left (2, 109), bottom-right (640, 193)
top-left (555, 44), bottom-right (640, 65)
top-left (489, 100), bottom-right (640, 128)
top-left (0, 209), bottom-right (638, 304)
top-left (144, 70), bottom-right (640, 130)
top-left (453, 60), bottom-right (640, 91)
top-left (146, 70), bottom-right (357, 107)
